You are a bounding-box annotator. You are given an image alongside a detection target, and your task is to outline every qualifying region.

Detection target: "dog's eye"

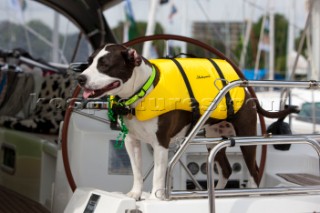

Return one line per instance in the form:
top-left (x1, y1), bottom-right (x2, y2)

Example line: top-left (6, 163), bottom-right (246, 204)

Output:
top-left (97, 57), bottom-right (110, 72)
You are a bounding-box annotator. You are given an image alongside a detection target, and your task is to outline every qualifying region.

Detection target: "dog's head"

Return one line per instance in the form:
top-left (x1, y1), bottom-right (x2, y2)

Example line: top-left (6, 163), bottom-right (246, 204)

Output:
top-left (77, 44), bottom-right (142, 99)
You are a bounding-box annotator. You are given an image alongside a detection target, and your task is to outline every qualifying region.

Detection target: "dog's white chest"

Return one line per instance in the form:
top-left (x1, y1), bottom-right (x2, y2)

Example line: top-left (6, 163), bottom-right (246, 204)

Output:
top-left (124, 117), bottom-right (159, 143)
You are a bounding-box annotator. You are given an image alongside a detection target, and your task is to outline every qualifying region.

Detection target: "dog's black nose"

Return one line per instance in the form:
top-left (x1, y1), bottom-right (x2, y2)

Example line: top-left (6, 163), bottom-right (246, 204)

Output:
top-left (77, 75), bottom-right (87, 86)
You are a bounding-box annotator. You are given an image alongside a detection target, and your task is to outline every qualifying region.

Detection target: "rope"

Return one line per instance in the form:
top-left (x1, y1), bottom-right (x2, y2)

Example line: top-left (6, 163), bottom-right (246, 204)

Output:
top-left (107, 96), bottom-right (128, 149)
top-left (114, 115), bottom-right (128, 149)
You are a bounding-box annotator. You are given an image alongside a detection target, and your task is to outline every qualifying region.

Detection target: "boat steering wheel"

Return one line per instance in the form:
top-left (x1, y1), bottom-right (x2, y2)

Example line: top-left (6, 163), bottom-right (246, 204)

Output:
top-left (61, 34), bottom-right (267, 192)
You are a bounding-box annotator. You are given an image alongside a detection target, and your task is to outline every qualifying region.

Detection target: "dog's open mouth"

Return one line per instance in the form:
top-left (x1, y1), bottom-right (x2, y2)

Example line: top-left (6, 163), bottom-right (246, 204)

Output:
top-left (82, 81), bottom-right (121, 99)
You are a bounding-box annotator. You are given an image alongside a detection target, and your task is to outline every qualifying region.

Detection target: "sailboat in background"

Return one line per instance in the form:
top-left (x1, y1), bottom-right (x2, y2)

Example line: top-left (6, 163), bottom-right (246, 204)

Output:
top-left (253, 0), bottom-right (320, 134)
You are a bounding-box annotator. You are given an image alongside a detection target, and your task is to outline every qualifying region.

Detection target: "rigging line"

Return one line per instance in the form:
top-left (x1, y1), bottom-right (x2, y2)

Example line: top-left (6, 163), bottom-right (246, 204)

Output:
top-left (244, 0), bottom-right (302, 29)
top-left (4, 0), bottom-right (33, 54)
top-left (195, 0), bottom-right (239, 63)
top-left (60, 20), bottom-right (70, 64)
top-left (20, 24), bottom-right (68, 63)
top-left (253, 3), bottom-right (269, 80)
top-left (280, 0), bottom-right (313, 111)
top-left (288, 2), bottom-right (312, 81)
top-left (239, 0), bottom-right (257, 69)
top-left (1, 2), bottom-right (67, 63)
top-left (243, 0), bottom-right (264, 11)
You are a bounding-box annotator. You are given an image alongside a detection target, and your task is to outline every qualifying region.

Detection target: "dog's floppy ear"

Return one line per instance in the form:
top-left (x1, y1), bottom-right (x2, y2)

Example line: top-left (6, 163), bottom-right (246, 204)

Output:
top-left (121, 48), bottom-right (142, 67)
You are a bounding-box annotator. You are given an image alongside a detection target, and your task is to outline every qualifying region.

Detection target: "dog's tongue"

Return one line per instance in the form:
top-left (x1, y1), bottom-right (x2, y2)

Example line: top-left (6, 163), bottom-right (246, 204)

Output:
top-left (83, 89), bottom-right (94, 99)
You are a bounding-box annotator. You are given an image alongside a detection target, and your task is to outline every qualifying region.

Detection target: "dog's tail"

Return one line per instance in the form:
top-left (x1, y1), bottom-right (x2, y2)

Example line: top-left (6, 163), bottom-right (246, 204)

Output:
top-left (254, 100), bottom-right (300, 119)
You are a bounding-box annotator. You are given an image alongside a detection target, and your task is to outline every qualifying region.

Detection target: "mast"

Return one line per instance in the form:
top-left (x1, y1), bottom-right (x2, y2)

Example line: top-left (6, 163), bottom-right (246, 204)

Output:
top-left (311, 0), bottom-right (320, 80)
top-left (142, 0), bottom-right (160, 58)
top-left (268, 0), bottom-right (275, 82)
top-left (253, 14), bottom-right (267, 80)
top-left (181, 0), bottom-right (188, 54)
top-left (286, 1), bottom-right (295, 79)
top-left (239, 0), bottom-right (257, 70)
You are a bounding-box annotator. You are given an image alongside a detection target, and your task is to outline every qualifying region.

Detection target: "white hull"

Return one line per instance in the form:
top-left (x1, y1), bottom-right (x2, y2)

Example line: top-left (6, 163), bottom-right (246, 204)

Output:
top-left (1, 87), bottom-right (320, 212)
top-left (65, 187), bottom-right (320, 213)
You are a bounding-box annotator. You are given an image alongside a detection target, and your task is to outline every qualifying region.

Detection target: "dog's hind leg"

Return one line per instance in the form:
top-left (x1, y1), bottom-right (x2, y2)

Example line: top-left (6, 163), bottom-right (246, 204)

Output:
top-left (232, 99), bottom-right (260, 187)
top-left (125, 136), bottom-right (143, 200)
top-left (205, 121), bottom-right (236, 189)
top-left (240, 146), bottom-right (259, 186)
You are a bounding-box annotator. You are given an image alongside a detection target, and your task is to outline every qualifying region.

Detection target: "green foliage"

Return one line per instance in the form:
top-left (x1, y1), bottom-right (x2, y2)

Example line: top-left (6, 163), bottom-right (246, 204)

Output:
top-left (274, 14), bottom-right (289, 75)
top-left (234, 34), bottom-right (256, 68)
top-left (235, 13), bottom-right (290, 75)
top-left (113, 14), bottom-right (308, 75)
top-left (295, 29), bottom-right (308, 57)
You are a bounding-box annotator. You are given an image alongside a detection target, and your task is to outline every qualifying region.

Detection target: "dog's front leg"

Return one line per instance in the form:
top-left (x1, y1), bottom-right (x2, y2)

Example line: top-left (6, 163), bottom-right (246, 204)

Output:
top-left (125, 136), bottom-right (143, 200)
top-left (150, 143), bottom-right (168, 199)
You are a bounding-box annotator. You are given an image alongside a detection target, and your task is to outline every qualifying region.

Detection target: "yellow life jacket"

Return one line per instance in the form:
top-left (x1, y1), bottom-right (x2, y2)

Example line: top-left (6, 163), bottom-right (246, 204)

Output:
top-left (134, 58), bottom-right (245, 121)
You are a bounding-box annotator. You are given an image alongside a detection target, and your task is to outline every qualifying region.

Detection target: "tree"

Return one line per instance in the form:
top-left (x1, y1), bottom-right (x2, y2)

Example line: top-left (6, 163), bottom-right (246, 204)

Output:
top-left (235, 13), bottom-right (290, 76)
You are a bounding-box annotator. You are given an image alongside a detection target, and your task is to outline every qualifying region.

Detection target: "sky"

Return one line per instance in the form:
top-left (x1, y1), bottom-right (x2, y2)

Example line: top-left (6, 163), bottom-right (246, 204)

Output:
top-left (103, 0), bottom-right (308, 38)
top-left (0, 0), bottom-right (309, 46)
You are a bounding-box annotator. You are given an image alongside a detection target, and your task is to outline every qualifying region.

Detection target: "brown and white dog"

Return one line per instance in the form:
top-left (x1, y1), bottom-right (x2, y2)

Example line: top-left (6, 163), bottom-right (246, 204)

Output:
top-left (77, 44), bottom-right (298, 200)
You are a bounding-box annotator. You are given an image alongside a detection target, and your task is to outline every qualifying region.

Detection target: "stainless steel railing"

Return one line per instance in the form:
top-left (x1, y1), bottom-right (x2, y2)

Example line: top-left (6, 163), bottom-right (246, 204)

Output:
top-left (207, 135), bottom-right (320, 213)
top-left (163, 80), bottom-right (320, 213)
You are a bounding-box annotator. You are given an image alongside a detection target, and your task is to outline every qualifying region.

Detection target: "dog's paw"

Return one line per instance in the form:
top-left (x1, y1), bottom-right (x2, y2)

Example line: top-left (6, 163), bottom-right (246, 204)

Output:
top-left (127, 191), bottom-right (141, 200)
top-left (247, 176), bottom-right (258, 188)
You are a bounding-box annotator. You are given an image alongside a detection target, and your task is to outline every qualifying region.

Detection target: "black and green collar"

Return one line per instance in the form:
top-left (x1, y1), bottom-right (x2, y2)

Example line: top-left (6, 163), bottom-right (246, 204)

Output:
top-left (120, 65), bottom-right (156, 106)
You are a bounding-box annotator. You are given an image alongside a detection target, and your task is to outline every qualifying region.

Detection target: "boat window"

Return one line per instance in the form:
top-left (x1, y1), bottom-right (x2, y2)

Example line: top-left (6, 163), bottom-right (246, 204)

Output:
top-left (0, 0), bottom-right (92, 64)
